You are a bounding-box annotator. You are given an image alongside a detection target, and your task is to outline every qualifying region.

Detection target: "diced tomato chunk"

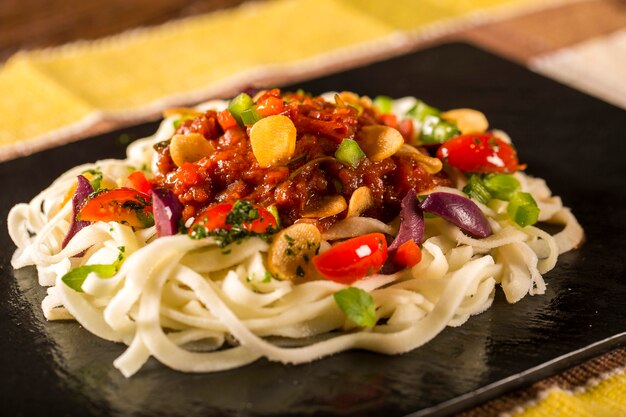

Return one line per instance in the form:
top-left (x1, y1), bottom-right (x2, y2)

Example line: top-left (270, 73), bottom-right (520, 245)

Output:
top-left (177, 163), bottom-right (201, 186)
top-left (380, 113), bottom-right (398, 128)
top-left (217, 109), bottom-right (238, 131)
top-left (126, 171), bottom-right (152, 194)
top-left (256, 96), bottom-right (284, 117)
top-left (392, 240), bottom-right (422, 268)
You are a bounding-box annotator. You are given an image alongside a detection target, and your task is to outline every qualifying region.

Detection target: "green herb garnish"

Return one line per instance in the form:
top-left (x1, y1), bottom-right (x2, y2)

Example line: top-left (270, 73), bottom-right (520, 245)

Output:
top-left (333, 287), bottom-right (377, 328)
top-left (61, 246), bottom-right (125, 292)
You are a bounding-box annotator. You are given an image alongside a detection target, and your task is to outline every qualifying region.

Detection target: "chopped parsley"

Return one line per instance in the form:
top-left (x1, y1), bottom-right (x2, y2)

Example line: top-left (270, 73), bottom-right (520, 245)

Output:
top-left (189, 200), bottom-right (276, 248)
top-left (226, 200), bottom-right (259, 225)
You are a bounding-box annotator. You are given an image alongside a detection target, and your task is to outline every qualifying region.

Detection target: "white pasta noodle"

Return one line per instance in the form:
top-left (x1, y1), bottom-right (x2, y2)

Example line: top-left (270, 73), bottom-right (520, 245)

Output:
top-left (6, 95), bottom-right (585, 377)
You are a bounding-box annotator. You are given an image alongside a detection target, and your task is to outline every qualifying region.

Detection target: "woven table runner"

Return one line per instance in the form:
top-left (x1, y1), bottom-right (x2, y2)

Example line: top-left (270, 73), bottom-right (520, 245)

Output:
top-left (460, 347), bottom-right (626, 416)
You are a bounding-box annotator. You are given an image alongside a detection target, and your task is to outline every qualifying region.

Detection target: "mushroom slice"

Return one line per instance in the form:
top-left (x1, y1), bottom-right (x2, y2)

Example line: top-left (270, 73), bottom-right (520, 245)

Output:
top-left (357, 125), bottom-right (404, 162)
top-left (268, 223), bottom-right (321, 280)
top-left (441, 108), bottom-right (488, 134)
top-left (169, 133), bottom-right (215, 167)
top-left (396, 144), bottom-right (442, 174)
top-left (249, 115), bottom-right (297, 168)
top-left (162, 107), bottom-right (204, 118)
top-left (346, 186), bottom-right (374, 218)
top-left (302, 195), bottom-right (348, 219)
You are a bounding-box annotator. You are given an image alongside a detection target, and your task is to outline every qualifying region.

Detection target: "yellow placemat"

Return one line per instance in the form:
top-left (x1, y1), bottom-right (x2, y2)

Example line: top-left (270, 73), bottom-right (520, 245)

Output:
top-left (0, 0), bottom-right (566, 160)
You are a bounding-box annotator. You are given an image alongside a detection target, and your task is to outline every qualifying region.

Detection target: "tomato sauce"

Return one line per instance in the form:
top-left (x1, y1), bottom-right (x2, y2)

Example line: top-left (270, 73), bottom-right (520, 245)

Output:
top-left (154, 91), bottom-right (451, 228)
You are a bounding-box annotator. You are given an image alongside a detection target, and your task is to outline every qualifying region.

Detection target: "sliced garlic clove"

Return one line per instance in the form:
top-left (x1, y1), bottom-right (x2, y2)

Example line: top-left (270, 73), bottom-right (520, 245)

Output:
top-left (346, 186), bottom-right (374, 218)
top-left (357, 125), bottom-right (404, 162)
top-left (396, 144), bottom-right (443, 174)
top-left (301, 195), bottom-right (348, 219)
top-left (169, 133), bottom-right (215, 167)
top-left (249, 115), bottom-right (297, 168)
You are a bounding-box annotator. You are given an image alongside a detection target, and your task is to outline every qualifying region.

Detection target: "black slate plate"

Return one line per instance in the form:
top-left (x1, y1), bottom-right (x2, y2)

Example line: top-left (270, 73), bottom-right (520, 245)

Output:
top-left (1, 42), bottom-right (626, 417)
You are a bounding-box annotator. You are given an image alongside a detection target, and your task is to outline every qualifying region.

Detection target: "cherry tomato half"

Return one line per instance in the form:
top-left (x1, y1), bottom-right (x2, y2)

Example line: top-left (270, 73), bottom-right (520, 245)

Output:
top-left (436, 134), bottom-right (522, 173)
top-left (312, 233), bottom-right (388, 284)
top-left (392, 240), bottom-right (422, 268)
top-left (125, 171), bottom-right (152, 194)
top-left (190, 201), bottom-right (277, 236)
top-left (78, 188), bottom-right (153, 228)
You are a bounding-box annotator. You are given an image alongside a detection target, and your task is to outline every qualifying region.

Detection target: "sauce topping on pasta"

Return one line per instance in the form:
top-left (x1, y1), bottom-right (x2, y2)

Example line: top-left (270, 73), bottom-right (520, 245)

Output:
top-left (154, 89), bottom-right (450, 227)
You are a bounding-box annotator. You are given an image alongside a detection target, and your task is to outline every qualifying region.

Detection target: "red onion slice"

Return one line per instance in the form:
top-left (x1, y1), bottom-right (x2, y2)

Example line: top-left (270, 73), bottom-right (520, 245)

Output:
top-left (382, 190), bottom-right (424, 273)
top-left (389, 190), bottom-right (424, 251)
top-left (419, 192), bottom-right (492, 238)
top-left (151, 189), bottom-right (183, 237)
top-left (62, 175), bottom-right (93, 249)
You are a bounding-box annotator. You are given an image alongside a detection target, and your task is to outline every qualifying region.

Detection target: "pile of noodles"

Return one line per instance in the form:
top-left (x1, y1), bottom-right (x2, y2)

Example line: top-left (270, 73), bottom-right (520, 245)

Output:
top-left (7, 99), bottom-right (583, 377)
